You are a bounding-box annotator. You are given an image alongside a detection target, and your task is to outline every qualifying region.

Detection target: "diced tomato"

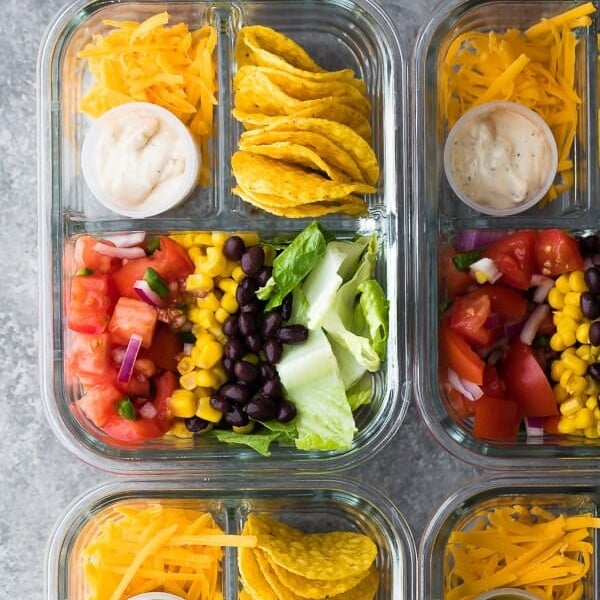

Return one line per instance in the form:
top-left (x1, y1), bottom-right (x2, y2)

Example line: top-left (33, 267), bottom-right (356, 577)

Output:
top-left (439, 319), bottom-right (485, 385)
top-left (74, 235), bottom-right (120, 273)
top-left (76, 383), bottom-right (124, 428)
top-left (68, 273), bottom-right (116, 334)
top-left (447, 387), bottom-right (477, 419)
top-left (68, 332), bottom-right (112, 379)
top-left (152, 370), bottom-right (177, 431)
top-left (108, 297), bottom-right (158, 348)
top-left (142, 323), bottom-right (183, 372)
top-left (501, 340), bottom-right (558, 417)
top-left (484, 230), bottom-right (537, 290)
top-left (102, 414), bottom-right (165, 441)
top-left (439, 246), bottom-right (474, 300)
top-left (78, 362), bottom-right (152, 398)
top-left (535, 229), bottom-right (584, 277)
top-left (469, 283), bottom-right (528, 322)
top-left (448, 292), bottom-right (501, 347)
top-left (543, 414), bottom-right (561, 434)
top-left (473, 393), bottom-right (521, 440)
top-left (481, 364), bottom-right (505, 397)
top-left (112, 236), bottom-right (193, 298)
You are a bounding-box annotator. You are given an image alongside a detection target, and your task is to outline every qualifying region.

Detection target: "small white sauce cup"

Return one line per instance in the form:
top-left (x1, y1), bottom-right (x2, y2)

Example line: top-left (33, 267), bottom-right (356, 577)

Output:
top-left (474, 587), bottom-right (541, 600)
top-left (127, 593), bottom-right (186, 600)
top-left (81, 102), bottom-right (200, 218)
top-left (443, 101), bottom-right (558, 216)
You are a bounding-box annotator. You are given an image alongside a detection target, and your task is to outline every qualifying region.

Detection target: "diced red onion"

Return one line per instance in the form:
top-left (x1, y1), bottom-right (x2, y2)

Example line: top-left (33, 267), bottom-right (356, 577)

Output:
top-left (101, 231), bottom-right (146, 248)
top-left (117, 334), bottom-right (143, 383)
top-left (455, 230), bottom-right (508, 252)
top-left (133, 279), bottom-right (164, 307)
top-left (93, 241), bottom-right (146, 259)
top-left (139, 401), bottom-right (158, 419)
top-left (525, 416), bottom-right (544, 438)
top-left (447, 368), bottom-right (483, 401)
top-left (469, 257), bottom-right (502, 284)
top-left (519, 304), bottom-right (551, 345)
top-left (531, 274), bottom-right (555, 303)
top-left (505, 319), bottom-right (525, 339)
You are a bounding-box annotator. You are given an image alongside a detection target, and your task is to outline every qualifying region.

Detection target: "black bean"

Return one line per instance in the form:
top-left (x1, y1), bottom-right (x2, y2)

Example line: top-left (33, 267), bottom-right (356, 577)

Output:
top-left (580, 291), bottom-right (600, 320)
top-left (222, 315), bottom-right (239, 337)
top-left (184, 416), bottom-right (211, 432)
top-left (223, 236), bottom-right (245, 261)
top-left (262, 311), bottom-right (283, 337)
top-left (224, 338), bottom-right (246, 361)
top-left (222, 356), bottom-right (235, 376)
top-left (240, 298), bottom-right (260, 314)
top-left (261, 378), bottom-right (282, 400)
top-left (255, 265), bottom-right (273, 287)
top-left (245, 333), bottom-right (263, 353)
top-left (585, 267), bottom-right (600, 295)
top-left (241, 245), bottom-right (265, 275)
top-left (210, 395), bottom-right (231, 413)
top-left (277, 324), bottom-right (308, 344)
top-left (590, 321), bottom-right (600, 347)
top-left (263, 338), bottom-right (283, 363)
top-left (280, 294), bottom-right (293, 321)
top-left (236, 277), bottom-right (257, 306)
top-left (220, 382), bottom-right (251, 405)
top-left (245, 397), bottom-right (277, 421)
top-left (224, 405), bottom-right (249, 427)
top-left (588, 363), bottom-right (600, 381)
top-left (257, 361), bottom-right (276, 381)
top-left (234, 360), bottom-right (258, 384)
top-left (276, 400), bottom-right (296, 423)
top-left (238, 312), bottom-right (257, 336)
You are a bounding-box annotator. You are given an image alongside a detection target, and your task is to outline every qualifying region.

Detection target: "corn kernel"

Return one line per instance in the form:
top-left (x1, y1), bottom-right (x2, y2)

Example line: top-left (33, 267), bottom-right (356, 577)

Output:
top-left (586, 395), bottom-right (598, 410)
top-left (574, 407), bottom-right (594, 429)
top-left (193, 232), bottom-right (213, 246)
top-left (200, 246), bottom-right (227, 277)
top-left (551, 361), bottom-right (565, 382)
top-left (197, 292), bottom-right (220, 312)
top-left (212, 366), bottom-right (228, 386)
top-left (218, 277), bottom-right (238, 295)
top-left (567, 375), bottom-right (587, 394)
top-left (188, 245), bottom-right (205, 263)
top-left (209, 326), bottom-right (227, 344)
top-left (553, 383), bottom-right (570, 403)
top-left (179, 371), bottom-right (198, 391)
top-left (550, 332), bottom-right (567, 352)
top-left (560, 397), bottom-right (582, 416)
top-left (555, 274), bottom-right (571, 294)
top-left (193, 387), bottom-right (212, 399)
top-left (166, 420), bottom-right (194, 439)
top-left (563, 291), bottom-right (581, 307)
top-left (186, 273), bottom-right (213, 293)
top-left (221, 292), bottom-right (239, 314)
top-left (237, 232), bottom-right (261, 247)
top-left (547, 288), bottom-right (565, 309)
top-left (215, 307), bottom-right (230, 324)
top-left (557, 416), bottom-right (577, 434)
top-left (177, 356), bottom-right (196, 375)
top-left (192, 340), bottom-right (223, 370)
top-left (584, 426), bottom-right (599, 439)
top-left (562, 304), bottom-right (583, 321)
top-left (594, 407), bottom-right (600, 420)
top-left (195, 370), bottom-right (221, 388)
top-left (196, 395), bottom-right (222, 423)
top-left (233, 421), bottom-right (256, 434)
top-left (585, 377), bottom-right (600, 395)
top-left (560, 329), bottom-right (577, 348)
top-left (575, 343), bottom-right (592, 361)
top-left (232, 266), bottom-right (245, 282)
top-left (562, 352), bottom-right (588, 376)
top-left (568, 270), bottom-right (588, 293)
top-left (188, 307), bottom-right (205, 325)
top-left (170, 389), bottom-right (198, 418)
top-left (211, 231), bottom-right (229, 247)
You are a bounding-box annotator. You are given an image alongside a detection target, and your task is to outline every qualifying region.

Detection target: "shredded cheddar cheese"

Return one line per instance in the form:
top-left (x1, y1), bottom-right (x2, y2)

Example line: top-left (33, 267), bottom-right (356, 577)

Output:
top-left (78, 502), bottom-right (257, 600)
top-left (77, 12), bottom-right (217, 184)
top-left (441, 2), bottom-right (595, 205)
top-left (444, 504), bottom-right (600, 600)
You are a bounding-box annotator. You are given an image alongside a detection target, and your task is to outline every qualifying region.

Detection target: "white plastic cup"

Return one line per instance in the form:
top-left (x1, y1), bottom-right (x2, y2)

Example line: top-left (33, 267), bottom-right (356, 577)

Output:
top-left (474, 587), bottom-right (542, 600)
top-left (81, 102), bottom-right (200, 218)
top-left (443, 101), bottom-right (558, 216)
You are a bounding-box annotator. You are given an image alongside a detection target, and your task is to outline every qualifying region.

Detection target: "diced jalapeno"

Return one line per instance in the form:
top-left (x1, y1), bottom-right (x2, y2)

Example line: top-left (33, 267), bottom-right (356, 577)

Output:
top-left (143, 267), bottom-right (170, 298)
top-left (452, 250), bottom-right (482, 271)
top-left (115, 398), bottom-right (136, 420)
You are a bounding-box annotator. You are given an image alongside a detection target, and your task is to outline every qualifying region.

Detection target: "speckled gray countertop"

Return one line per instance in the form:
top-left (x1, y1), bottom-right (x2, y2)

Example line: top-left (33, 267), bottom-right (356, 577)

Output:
top-left (0, 0), bottom-right (483, 597)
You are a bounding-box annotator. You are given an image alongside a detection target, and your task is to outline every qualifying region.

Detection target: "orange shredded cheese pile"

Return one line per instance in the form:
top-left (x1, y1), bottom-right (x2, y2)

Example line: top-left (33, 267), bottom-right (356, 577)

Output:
top-left (77, 11), bottom-right (217, 184)
top-left (441, 2), bottom-right (595, 205)
top-left (79, 502), bottom-right (257, 600)
top-left (444, 504), bottom-right (600, 600)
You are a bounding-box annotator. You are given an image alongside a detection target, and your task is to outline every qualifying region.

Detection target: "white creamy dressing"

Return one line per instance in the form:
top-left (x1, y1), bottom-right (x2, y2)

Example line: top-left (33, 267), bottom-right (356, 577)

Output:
top-left (95, 111), bottom-right (186, 212)
top-left (448, 107), bottom-right (553, 209)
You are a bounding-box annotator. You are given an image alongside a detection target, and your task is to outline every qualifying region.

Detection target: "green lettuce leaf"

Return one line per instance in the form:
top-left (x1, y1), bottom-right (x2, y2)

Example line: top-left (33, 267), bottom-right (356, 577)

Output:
top-left (346, 372), bottom-right (373, 411)
top-left (357, 279), bottom-right (389, 360)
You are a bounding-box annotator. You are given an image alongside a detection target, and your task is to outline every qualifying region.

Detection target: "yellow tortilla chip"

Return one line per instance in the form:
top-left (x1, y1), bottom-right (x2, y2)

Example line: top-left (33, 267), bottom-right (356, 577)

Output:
top-left (239, 544), bottom-right (278, 600)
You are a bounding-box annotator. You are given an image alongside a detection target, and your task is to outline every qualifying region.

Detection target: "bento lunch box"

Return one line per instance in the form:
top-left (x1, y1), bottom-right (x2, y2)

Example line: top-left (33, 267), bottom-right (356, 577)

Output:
top-left (37, 0), bottom-right (410, 473)
top-left (44, 476), bottom-right (417, 600)
top-left (412, 0), bottom-right (600, 469)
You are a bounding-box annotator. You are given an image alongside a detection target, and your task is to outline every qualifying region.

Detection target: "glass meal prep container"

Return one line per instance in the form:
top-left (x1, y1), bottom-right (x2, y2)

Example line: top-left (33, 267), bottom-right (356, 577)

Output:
top-left (44, 476), bottom-right (416, 600)
top-left (37, 0), bottom-right (409, 472)
top-left (412, 0), bottom-right (600, 468)
top-left (421, 474), bottom-right (600, 599)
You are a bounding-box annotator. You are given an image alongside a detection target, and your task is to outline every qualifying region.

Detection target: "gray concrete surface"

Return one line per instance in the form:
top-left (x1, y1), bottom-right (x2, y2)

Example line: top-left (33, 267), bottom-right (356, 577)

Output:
top-left (0, 0), bottom-right (482, 597)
